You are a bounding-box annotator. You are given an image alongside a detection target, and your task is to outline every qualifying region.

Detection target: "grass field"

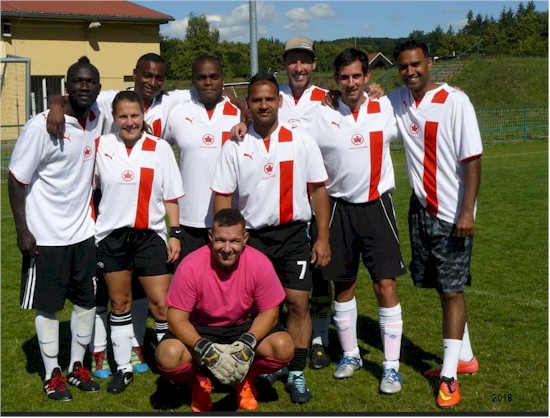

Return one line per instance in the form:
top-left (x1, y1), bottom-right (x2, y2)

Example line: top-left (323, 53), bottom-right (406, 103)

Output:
top-left (1, 140), bottom-right (548, 414)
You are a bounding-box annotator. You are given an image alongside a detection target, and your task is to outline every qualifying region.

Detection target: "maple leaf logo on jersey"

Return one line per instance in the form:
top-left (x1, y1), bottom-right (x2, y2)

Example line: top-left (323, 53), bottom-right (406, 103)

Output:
top-left (202, 134), bottom-right (215, 145)
top-left (122, 170), bottom-right (134, 181)
top-left (351, 134), bottom-right (364, 146)
top-left (409, 123), bottom-right (419, 134)
top-left (83, 146), bottom-right (93, 158)
top-left (264, 163), bottom-right (274, 175)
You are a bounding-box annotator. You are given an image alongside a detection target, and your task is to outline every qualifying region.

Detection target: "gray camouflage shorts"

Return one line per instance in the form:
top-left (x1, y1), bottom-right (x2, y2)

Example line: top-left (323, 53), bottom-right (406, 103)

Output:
top-left (408, 193), bottom-right (473, 293)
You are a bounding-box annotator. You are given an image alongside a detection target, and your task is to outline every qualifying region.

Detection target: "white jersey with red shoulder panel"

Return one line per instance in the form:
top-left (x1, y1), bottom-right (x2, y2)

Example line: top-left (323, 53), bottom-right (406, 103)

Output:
top-left (314, 96), bottom-right (400, 203)
top-left (8, 107), bottom-right (102, 245)
top-left (96, 89), bottom-right (191, 136)
top-left (164, 94), bottom-right (241, 228)
top-left (388, 83), bottom-right (483, 223)
top-left (94, 133), bottom-right (185, 243)
top-left (211, 123), bottom-right (328, 229)
top-left (278, 83), bottom-right (327, 133)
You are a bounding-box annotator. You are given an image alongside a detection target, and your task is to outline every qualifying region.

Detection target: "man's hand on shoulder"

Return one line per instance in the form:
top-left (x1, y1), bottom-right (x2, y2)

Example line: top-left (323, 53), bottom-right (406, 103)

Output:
top-left (46, 95), bottom-right (67, 140)
top-left (230, 122), bottom-right (249, 141)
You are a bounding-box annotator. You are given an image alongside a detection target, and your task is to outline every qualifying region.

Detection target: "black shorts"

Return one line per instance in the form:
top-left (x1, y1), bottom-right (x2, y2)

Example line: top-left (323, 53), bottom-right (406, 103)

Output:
top-left (408, 193), bottom-right (473, 293)
top-left (97, 228), bottom-right (169, 276)
top-left (247, 222), bottom-right (312, 291)
top-left (20, 237), bottom-right (96, 312)
top-left (312, 193), bottom-right (406, 282)
top-left (169, 226), bottom-right (210, 274)
top-left (162, 319), bottom-right (285, 344)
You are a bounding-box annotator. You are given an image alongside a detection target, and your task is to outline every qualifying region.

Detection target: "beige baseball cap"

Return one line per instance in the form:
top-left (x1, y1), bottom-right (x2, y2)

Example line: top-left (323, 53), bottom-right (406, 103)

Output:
top-left (284, 36), bottom-right (316, 58)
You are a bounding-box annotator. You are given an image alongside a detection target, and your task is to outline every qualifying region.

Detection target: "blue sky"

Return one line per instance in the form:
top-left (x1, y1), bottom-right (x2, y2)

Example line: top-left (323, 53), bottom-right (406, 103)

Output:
top-left (134, 1), bottom-right (548, 42)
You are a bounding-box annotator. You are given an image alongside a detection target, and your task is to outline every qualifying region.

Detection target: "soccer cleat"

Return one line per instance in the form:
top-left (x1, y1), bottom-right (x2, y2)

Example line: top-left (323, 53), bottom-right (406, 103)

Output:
top-left (91, 350), bottom-right (112, 379)
top-left (379, 368), bottom-right (403, 394)
top-left (131, 346), bottom-right (150, 373)
top-left (333, 355), bottom-right (362, 379)
top-left (309, 344), bottom-right (331, 369)
top-left (437, 376), bottom-right (461, 408)
top-left (260, 366), bottom-right (288, 385)
top-left (107, 370), bottom-right (134, 394)
top-left (67, 362), bottom-right (100, 392)
top-left (286, 371), bottom-right (312, 404)
top-left (234, 376), bottom-right (259, 411)
top-left (191, 373), bottom-right (212, 412)
top-left (44, 367), bottom-right (73, 401)
top-left (424, 356), bottom-right (479, 377)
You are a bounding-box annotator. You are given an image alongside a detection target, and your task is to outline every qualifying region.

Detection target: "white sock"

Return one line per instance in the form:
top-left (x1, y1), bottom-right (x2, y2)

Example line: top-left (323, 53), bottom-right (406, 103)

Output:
top-left (441, 338), bottom-right (462, 379)
top-left (69, 305), bottom-right (96, 372)
top-left (131, 297), bottom-right (149, 347)
top-left (155, 319), bottom-right (168, 343)
top-left (35, 310), bottom-right (60, 380)
top-left (460, 323), bottom-right (474, 362)
top-left (110, 312), bottom-right (134, 372)
top-left (91, 306), bottom-right (108, 353)
top-left (333, 298), bottom-right (358, 355)
top-left (379, 304), bottom-right (403, 371)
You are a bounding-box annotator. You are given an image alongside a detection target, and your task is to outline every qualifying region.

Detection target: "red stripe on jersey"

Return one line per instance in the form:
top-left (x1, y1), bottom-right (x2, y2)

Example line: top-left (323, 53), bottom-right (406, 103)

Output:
top-left (152, 119), bottom-right (162, 137)
top-left (368, 131), bottom-right (383, 201)
top-left (223, 101), bottom-right (238, 116)
top-left (423, 121), bottom-right (439, 216)
top-left (134, 167), bottom-right (154, 229)
top-left (142, 136), bottom-right (157, 151)
top-left (279, 126), bottom-right (293, 142)
top-left (367, 100), bottom-right (381, 114)
top-left (310, 88), bottom-right (326, 101)
top-left (432, 89), bottom-right (449, 104)
top-left (280, 160), bottom-right (294, 224)
top-left (222, 131), bottom-right (230, 145)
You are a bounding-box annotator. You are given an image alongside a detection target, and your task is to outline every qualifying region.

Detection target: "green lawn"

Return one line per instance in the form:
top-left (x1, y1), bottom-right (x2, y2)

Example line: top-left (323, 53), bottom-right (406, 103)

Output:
top-left (1, 140), bottom-right (548, 414)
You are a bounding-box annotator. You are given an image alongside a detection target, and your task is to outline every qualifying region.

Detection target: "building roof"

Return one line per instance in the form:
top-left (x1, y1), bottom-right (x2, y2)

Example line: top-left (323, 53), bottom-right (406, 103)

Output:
top-left (0, 1), bottom-right (174, 23)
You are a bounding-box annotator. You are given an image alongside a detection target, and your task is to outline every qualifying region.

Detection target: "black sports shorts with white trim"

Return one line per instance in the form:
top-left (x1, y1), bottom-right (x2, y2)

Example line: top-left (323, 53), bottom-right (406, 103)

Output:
top-left (312, 193), bottom-right (406, 282)
top-left (20, 237), bottom-right (96, 312)
top-left (97, 227), bottom-right (169, 276)
top-left (408, 193), bottom-right (473, 293)
top-left (247, 221), bottom-right (312, 291)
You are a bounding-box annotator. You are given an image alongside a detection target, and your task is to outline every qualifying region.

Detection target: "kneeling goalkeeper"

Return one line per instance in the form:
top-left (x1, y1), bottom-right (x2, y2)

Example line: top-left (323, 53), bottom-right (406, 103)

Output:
top-left (156, 208), bottom-right (294, 412)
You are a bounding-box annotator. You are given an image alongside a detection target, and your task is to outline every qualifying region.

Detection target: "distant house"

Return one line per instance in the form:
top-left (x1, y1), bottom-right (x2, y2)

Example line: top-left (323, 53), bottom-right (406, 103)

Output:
top-left (368, 52), bottom-right (393, 70)
top-left (0, 0), bottom-right (173, 140)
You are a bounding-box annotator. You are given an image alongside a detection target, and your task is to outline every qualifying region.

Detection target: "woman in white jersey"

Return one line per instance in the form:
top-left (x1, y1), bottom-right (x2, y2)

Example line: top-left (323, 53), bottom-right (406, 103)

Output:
top-left (94, 91), bottom-right (184, 394)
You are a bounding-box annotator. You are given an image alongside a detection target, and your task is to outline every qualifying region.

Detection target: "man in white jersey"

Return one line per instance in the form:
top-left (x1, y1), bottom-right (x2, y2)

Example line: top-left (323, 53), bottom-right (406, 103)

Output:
top-left (163, 56), bottom-right (241, 261)
top-left (212, 73), bottom-right (331, 404)
top-left (311, 48), bottom-right (406, 394)
top-left (388, 39), bottom-right (482, 408)
top-left (8, 57), bottom-right (102, 401)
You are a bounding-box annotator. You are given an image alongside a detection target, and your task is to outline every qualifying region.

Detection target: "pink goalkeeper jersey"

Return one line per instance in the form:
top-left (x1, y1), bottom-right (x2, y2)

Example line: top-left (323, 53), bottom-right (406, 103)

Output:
top-left (94, 133), bottom-right (184, 243)
top-left (388, 83), bottom-right (483, 224)
top-left (211, 124), bottom-right (328, 229)
top-left (166, 244), bottom-right (285, 327)
top-left (314, 96), bottom-right (400, 203)
top-left (164, 94), bottom-right (241, 228)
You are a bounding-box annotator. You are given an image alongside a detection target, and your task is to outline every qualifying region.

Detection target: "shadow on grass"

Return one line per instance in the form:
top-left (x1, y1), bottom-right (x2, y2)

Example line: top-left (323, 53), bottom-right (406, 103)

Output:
top-left (354, 314), bottom-right (443, 390)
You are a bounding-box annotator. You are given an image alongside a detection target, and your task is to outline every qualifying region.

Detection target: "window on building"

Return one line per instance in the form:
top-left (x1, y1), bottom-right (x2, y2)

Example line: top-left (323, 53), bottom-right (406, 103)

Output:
top-left (31, 75), bottom-right (64, 115)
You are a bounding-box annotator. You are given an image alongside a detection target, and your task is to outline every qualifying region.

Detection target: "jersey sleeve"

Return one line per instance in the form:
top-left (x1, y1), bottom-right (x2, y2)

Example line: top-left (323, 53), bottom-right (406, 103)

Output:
top-left (302, 133), bottom-right (328, 184)
top-left (210, 140), bottom-right (239, 194)
top-left (249, 250), bottom-right (286, 311)
top-left (159, 140), bottom-right (185, 200)
top-left (453, 94), bottom-right (483, 161)
top-left (8, 116), bottom-right (47, 184)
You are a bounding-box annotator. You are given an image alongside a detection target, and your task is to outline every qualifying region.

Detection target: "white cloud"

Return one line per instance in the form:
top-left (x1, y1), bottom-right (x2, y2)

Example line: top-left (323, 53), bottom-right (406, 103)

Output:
top-left (286, 3), bottom-right (335, 22)
top-left (309, 3), bottom-right (336, 19)
top-left (284, 21), bottom-right (312, 32)
top-left (286, 7), bottom-right (311, 22)
top-left (363, 24), bottom-right (374, 33)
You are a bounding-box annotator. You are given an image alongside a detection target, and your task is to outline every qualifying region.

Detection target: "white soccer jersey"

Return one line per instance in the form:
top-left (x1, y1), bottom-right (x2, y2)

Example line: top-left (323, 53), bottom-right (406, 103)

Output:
top-left (211, 124), bottom-right (328, 229)
top-left (278, 83), bottom-right (327, 133)
top-left (164, 94), bottom-right (241, 228)
top-left (388, 83), bottom-right (483, 224)
top-left (9, 107), bottom-right (102, 245)
top-left (314, 96), bottom-right (400, 203)
top-left (97, 89), bottom-right (191, 136)
top-left (94, 133), bottom-right (185, 243)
